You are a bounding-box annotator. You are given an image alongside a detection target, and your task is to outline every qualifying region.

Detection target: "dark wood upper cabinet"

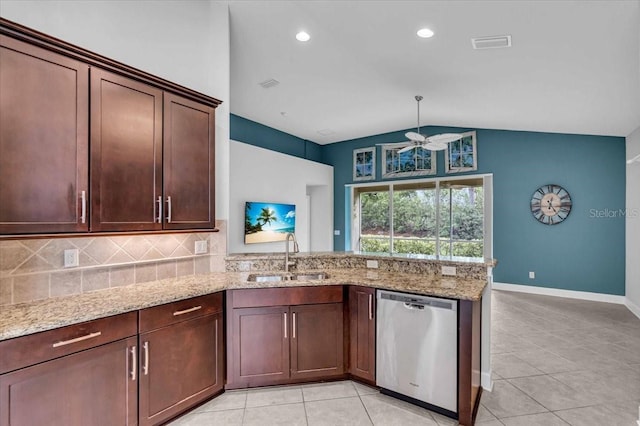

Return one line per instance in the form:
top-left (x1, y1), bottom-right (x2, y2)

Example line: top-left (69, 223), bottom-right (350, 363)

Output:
top-left (90, 68), bottom-right (163, 232)
top-left (0, 35), bottom-right (89, 234)
top-left (348, 286), bottom-right (376, 383)
top-left (163, 93), bottom-right (216, 230)
top-left (0, 19), bottom-right (222, 236)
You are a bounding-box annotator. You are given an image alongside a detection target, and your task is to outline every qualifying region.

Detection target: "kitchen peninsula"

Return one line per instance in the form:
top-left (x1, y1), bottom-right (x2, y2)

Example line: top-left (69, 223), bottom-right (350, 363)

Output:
top-left (0, 252), bottom-right (494, 426)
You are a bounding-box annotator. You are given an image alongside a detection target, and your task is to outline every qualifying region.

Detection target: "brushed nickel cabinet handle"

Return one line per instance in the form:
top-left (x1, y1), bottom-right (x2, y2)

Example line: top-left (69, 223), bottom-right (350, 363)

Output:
top-left (143, 341), bottom-right (149, 375)
top-left (173, 305), bottom-right (202, 316)
top-left (284, 312), bottom-right (287, 339)
top-left (369, 294), bottom-right (373, 320)
top-left (52, 331), bottom-right (101, 348)
top-left (80, 190), bottom-right (86, 224)
top-left (130, 346), bottom-right (137, 381)
top-left (166, 196), bottom-right (172, 223)
top-left (156, 196), bottom-right (162, 223)
top-left (292, 312), bottom-right (296, 339)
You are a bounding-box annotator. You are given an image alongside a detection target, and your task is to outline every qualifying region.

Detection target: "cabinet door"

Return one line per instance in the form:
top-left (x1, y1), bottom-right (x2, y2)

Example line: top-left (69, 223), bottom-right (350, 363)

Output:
top-left (90, 68), bottom-right (162, 231)
top-left (163, 93), bottom-right (215, 230)
top-left (139, 312), bottom-right (223, 426)
top-left (290, 303), bottom-right (344, 380)
top-left (348, 286), bottom-right (376, 383)
top-left (0, 336), bottom-right (137, 426)
top-left (229, 307), bottom-right (290, 387)
top-left (0, 35), bottom-right (89, 234)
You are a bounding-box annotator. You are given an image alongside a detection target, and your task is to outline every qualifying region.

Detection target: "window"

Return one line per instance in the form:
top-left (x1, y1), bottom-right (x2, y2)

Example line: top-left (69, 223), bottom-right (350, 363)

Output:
top-left (352, 176), bottom-right (486, 258)
top-left (445, 131), bottom-right (477, 173)
top-left (382, 145), bottom-right (436, 178)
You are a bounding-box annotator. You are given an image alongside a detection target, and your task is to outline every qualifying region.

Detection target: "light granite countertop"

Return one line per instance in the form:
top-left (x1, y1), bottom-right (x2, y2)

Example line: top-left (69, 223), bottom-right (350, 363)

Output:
top-left (0, 269), bottom-right (487, 341)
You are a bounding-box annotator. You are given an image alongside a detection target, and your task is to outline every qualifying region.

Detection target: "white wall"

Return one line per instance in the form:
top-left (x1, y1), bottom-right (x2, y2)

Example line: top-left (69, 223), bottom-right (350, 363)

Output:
top-left (229, 141), bottom-right (333, 254)
top-left (626, 126), bottom-right (640, 317)
top-left (0, 0), bottom-right (231, 220)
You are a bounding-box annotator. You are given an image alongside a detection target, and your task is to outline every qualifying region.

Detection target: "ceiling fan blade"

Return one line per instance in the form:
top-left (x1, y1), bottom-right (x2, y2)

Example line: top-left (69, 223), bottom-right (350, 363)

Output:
top-left (397, 144), bottom-right (417, 153)
top-left (426, 133), bottom-right (463, 144)
top-left (405, 131), bottom-right (426, 143)
top-left (423, 141), bottom-right (448, 151)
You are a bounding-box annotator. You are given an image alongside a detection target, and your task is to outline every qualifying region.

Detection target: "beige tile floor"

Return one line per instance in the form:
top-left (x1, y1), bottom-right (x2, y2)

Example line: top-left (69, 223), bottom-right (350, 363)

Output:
top-left (169, 290), bottom-right (640, 425)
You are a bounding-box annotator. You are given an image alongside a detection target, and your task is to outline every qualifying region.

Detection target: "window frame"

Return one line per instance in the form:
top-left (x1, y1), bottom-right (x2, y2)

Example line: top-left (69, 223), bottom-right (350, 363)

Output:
top-left (349, 173), bottom-right (491, 258)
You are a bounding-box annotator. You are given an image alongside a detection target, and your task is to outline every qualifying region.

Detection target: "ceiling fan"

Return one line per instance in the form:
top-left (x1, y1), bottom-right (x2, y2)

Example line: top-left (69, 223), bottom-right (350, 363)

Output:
top-left (393, 95), bottom-right (463, 153)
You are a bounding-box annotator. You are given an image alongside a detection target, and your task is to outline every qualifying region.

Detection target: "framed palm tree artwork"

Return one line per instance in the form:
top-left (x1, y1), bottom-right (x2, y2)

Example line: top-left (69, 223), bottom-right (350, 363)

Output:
top-left (244, 201), bottom-right (296, 244)
top-left (353, 147), bottom-right (376, 181)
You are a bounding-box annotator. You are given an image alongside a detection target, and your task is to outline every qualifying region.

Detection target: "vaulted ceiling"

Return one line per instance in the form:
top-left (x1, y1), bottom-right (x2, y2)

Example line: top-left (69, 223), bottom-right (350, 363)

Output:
top-left (229, 1), bottom-right (640, 144)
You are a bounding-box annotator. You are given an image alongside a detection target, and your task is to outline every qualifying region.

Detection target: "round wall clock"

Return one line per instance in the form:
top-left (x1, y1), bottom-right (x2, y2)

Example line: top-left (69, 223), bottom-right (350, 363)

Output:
top-left (530, 184), bottom-right (572, 225)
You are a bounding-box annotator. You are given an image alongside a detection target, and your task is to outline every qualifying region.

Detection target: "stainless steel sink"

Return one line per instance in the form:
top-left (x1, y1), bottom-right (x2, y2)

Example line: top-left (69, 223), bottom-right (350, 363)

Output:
top-left (247, 272), bottom-right (329, 282)
top-left (293, 272), bottom-right (329, 281)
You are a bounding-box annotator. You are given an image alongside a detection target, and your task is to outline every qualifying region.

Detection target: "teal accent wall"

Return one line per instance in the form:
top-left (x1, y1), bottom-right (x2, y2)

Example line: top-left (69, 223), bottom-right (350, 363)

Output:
top-left (229, 116), bottom-right (626, 295)
top-left (322, 127), bottom-right (626, 296)
top-left (230, 114), bottom-right (324, 163)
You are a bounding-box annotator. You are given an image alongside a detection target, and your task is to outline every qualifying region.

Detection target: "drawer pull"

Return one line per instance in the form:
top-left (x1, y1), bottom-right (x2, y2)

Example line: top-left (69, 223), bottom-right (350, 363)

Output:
top-left (292, 312), bottom-right (296, 339)
top-left (173, 305), bottom-right (202, 316)
top-left (52, 331), bottom-right (101, 348)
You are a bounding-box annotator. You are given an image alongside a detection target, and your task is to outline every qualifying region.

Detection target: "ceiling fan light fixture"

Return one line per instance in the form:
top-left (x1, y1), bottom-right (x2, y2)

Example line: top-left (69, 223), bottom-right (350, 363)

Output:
top-left (417, 28), bottom-right (434, 38)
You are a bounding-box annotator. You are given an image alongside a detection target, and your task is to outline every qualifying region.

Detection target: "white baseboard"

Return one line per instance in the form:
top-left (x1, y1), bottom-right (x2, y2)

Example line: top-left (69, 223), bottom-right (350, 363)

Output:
top-left (493, 282), bottom-right (640, 321)
top-left (493, 282), bottom-right (626, 304)
top-left (481, 371), bottom-right (493, 392)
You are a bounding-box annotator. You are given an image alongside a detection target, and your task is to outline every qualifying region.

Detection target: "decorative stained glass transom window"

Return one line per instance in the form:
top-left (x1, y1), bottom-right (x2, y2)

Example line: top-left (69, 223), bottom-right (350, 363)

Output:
top-left (445, 131), bottom-right (477, 173)
top-left (382, 145), bottom-right (436, 178)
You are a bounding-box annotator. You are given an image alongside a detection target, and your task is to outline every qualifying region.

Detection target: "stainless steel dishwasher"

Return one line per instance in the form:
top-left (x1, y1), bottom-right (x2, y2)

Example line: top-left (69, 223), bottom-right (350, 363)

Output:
top-left (376, 289), bottom-right (458, 418)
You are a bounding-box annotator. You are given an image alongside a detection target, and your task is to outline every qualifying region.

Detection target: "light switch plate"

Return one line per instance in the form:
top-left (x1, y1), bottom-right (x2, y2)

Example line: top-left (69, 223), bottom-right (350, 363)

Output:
top-left (334, 230), bottom-right (341, 236)
top-left (442, 266), bottom-right (456, 276)
top-left (64, 249), bottom-right (79, 268)
top-left (366, 260), bottom-right (379, 269)
top-left (529, 271), bottom-right (535, 279)
top-left (195, 240), bottom-right (208, 254)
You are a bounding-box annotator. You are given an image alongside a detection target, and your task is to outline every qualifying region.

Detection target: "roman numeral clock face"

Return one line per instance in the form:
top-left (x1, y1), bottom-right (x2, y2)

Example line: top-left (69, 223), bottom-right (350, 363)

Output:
top-left (531, 184), bottom-right (572, 225)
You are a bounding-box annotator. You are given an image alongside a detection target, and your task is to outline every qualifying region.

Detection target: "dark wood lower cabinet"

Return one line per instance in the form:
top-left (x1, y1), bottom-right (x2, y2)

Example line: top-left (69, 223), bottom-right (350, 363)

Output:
top-left (348, 286), bottom-right (376, 383)
top-left (290, 303), bottom-right (344, 380)
top-left (138, 293), bottom-right (224, 426)
top-left (229, 306), bottom-right (290, 388)
top-left (0, 336), bottom-right (138, 426)
top-left (226, 287), bottom-right (345, 389)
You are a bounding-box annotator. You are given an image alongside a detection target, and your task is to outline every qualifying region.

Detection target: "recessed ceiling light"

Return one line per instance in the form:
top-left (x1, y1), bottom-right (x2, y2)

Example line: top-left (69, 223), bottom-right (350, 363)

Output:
top-left (296, 31), bottom-right (310, 42)
top-left (417, 28), bottom-right (434, 38)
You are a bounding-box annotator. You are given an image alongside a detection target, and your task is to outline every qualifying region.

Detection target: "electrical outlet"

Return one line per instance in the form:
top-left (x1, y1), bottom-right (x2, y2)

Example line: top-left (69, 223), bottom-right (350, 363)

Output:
top-left (442, 266), bottom-right (457, 276)
top-left (529, 271), bottom-right (535, 279)
top-left (366, 260), bottom-right (379, 269)
top-left (63, 249), bottom-right (79, 268)
top-left (194, 240), bottom-right (208, 254)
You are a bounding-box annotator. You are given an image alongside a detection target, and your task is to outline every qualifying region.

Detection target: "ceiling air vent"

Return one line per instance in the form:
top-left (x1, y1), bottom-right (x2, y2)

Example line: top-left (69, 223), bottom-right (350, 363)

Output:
top-left (259, 78), bottom-right (280, 88)
top-left (471, 35), bottom-right (512, 50)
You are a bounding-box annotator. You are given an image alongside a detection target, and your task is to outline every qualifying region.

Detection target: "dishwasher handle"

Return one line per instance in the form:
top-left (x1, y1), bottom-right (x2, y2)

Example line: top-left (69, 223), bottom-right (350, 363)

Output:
top-left (403, 302), bottom-right (425, 310)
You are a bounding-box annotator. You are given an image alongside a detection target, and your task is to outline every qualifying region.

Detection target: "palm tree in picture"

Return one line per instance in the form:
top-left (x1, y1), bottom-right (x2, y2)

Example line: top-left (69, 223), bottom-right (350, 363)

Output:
top-left (258, 207), bottom-right (277, 228)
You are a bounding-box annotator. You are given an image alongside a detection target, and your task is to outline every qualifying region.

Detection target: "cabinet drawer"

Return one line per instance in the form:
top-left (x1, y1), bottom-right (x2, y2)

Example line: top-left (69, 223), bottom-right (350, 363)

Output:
top-left (230, 286), bottom-right (343, 309)
top-left (0, 311), bottom-right (137, 374)
top-left (139, 292), bottom-right (222, 333)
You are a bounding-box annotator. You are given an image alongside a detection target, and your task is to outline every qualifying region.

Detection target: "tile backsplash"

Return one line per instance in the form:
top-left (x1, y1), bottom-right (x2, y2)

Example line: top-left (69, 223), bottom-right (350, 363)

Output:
top-left (0, 220), bottom-right (227, 306)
